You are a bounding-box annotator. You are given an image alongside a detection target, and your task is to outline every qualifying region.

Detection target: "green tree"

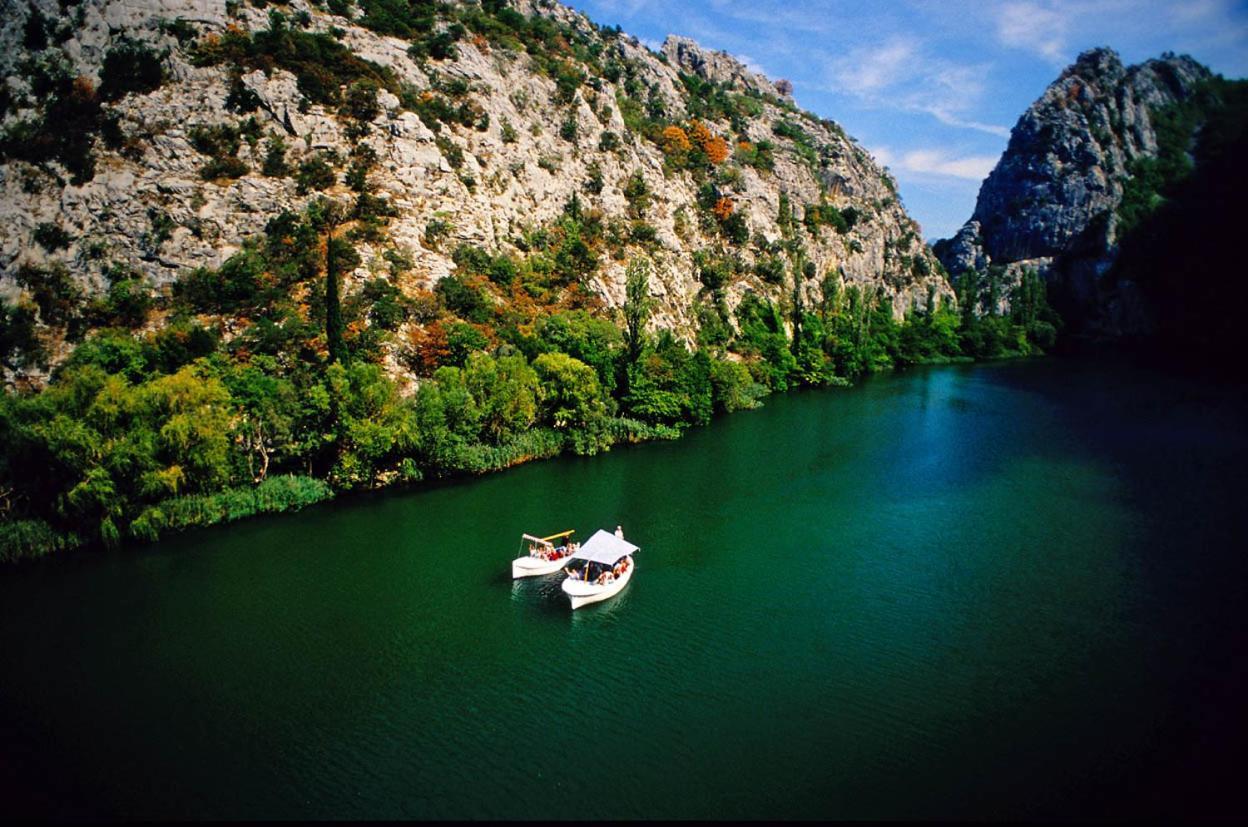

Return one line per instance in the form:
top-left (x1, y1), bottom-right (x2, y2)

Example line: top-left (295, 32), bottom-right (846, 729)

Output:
top-left (220, 355), bottom-right (301, 482)
top-left (622, 256), bottom-right (653, 368)
top-left (325, 361), bottom-right (417, 488)
top-left (623, 332), bottom-right (713, 426)
top-left (310, 199), bottom-right (352, 364)
top-left (464, 352), bottom-right (539, 443)
top-left (734, 293), bottom-right (797, 390)
top-left (535, 310), bottom-right (622, 395)
top-left (533, 352), bottom-right (606, 431)
top-left (709, 357), bottom-right (763, 413)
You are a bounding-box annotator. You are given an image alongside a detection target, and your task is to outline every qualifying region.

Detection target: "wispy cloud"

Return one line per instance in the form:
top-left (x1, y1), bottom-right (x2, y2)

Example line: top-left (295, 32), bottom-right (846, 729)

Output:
top-left (569, 0), bottom-right (1248, 238)
top-left (835, 37), bottom-right (917, 96)
top-left (735, 52), bottom-right (769, 78)
top-left (588, 0), bottom-right (659, 16)
top-left (818, 36), bottom-right (1010, 137)
top-left (991, 0), bottom-right (1248, 71)
top-left (996, 2), bottom-right (1071, 65)
top-left (871, 146), bottom-right (999, 182)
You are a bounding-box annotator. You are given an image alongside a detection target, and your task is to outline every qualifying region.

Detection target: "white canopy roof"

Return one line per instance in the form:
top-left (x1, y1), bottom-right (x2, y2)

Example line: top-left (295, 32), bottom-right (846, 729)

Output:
top-left (569, 529), bottom-right (638, 564)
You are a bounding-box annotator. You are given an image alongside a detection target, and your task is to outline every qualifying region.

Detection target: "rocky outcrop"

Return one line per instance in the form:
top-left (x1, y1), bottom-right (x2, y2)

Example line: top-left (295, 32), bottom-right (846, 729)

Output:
top-left (660, 35), bottom-right (790, 100)
top-left (0, 0), bottom-right (947, 384)
top-left (936, 47), bottom-right (1211, 333)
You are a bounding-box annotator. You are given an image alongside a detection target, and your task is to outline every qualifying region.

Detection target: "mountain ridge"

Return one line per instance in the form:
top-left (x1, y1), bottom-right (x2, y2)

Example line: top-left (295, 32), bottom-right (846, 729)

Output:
top-left (933, 45), bottom-right (1245, 343)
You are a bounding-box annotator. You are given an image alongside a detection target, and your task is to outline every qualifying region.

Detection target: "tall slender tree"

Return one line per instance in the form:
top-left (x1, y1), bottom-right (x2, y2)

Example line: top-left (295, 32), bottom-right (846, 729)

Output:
top-left (623, 256), bottom-right (652, 366)
top-left (311, 198), bottom-right (351, 364)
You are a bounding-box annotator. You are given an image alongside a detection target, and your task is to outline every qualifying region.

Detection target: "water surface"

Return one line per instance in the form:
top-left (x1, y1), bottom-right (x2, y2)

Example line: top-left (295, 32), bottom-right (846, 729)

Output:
top-left (2, 358), bottom-right (1246, 818)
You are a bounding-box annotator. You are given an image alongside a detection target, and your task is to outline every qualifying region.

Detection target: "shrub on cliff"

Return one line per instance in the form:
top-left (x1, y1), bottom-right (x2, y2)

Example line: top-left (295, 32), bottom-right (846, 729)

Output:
top-left (99, 37), bottom-right (167, 102)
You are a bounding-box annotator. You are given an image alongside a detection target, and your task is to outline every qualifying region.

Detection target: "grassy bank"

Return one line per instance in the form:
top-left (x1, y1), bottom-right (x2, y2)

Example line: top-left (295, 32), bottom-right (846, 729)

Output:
top-left (0, 417), bottom-right (683, 562)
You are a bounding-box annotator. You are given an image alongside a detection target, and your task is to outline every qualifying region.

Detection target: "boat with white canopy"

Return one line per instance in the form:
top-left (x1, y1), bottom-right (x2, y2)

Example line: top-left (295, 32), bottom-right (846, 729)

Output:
top-left (560, 527), bottom-right (638, 609)
top-left (511, 530), bottom-right (578, 579)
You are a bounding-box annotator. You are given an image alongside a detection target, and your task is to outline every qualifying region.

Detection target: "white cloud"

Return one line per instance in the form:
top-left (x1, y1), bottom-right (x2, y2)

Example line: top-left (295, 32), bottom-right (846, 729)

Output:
top-left (589, 0), bottom-right (660, 16)
top-left (836, 38), bottom-right (917, 96)
top-left (870, 146), bottom-right (999, 182)
top-left (996, 1), bottom-right (1070, 65)
top-left (1169, 0), bottom-right (1222, 23)
top-left (905, 150), bottom-right (999, 180)
top-left (819, 37), bottom-right (1010, 137)
top-left (922, 109), bottom-right (1013, 138)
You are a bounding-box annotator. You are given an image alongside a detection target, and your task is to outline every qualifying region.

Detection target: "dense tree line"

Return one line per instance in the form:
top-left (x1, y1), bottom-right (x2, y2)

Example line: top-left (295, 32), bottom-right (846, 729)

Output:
top-left (0, 198), bottom-right (1057, 562)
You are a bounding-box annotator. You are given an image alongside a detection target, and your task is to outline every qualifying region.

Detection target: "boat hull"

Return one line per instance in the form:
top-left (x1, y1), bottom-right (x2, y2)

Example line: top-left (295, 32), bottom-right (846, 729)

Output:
top-left (561, 559), bottom-right (634, 609)
top-left (511, 555), bottom-right (569, 579)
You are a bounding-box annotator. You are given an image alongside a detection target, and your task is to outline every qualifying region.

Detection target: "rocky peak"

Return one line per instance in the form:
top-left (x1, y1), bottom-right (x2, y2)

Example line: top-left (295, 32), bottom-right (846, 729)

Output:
top-left (938, 47), bottom-right (1216, 333)
top-left (1061, 47), bottom-right (1125, 85)
top-left (660, 34), bottom-right (787, 99)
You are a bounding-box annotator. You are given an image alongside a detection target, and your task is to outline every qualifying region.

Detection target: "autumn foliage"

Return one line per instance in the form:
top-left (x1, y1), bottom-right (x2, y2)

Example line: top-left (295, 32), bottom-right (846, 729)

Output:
top-left (703, 135), bottom-right (730, 164)
top-left (688, 119), bottom-right (713, 147)
top-left (659, 120), bottom-right (729, 166)
top-left (406, 321), bottom-right (451, 376)
top-left (712, 196), bottom-right (735, 221)
top-left (661, 125), bottom-right (691, 153)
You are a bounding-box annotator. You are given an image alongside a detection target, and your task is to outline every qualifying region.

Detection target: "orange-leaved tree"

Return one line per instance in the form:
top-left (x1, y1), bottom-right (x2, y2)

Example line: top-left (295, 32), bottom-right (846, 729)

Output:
top-left (660, 125), bottom-right (691, 154)
top-left (704, 135), bottom-right (730, 164)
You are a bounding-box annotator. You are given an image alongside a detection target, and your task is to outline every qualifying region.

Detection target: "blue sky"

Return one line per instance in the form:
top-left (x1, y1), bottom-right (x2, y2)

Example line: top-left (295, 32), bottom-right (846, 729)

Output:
top-left (566, 0), bottom-right (1248, 240)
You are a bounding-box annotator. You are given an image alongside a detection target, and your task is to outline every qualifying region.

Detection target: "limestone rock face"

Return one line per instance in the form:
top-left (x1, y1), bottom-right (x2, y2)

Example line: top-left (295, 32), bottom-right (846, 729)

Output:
top-left (660, 35), bottom-right (782, 100)
top-left (1, 0), bottom-right (948, 383)
top-left (936, 47), bottom-right (1211, 333)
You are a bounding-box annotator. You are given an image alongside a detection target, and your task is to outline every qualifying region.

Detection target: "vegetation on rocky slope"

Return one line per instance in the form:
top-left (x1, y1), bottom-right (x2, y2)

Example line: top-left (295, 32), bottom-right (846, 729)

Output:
top-left (0, 0), bottom-right (1058, 561)
top-left (1109, 76), bottom-right (1248, 355)
top-left (935, 48), bottom-right (1247, 352)
top-left (0, 188), bottom-right (1054, 561)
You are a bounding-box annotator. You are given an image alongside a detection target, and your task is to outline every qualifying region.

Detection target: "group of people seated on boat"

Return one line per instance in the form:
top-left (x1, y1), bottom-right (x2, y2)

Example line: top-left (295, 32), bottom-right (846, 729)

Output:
top-left (564, 556), bottom-right (630, 585)
top-left (530, 542), bottom-right (577, 562)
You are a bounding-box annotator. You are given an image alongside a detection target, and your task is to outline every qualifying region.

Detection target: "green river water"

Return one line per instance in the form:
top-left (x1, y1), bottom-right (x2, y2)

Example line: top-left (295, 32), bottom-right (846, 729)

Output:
top-left (2, 357), bottom-right (1246, 819)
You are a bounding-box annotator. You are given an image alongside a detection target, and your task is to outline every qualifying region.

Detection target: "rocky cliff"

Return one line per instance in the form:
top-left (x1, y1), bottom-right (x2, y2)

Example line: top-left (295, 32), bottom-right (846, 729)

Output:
top-left (0, 0), bottom-right (946, 385)
top-left (935, 47), bottom-right (1213, 335)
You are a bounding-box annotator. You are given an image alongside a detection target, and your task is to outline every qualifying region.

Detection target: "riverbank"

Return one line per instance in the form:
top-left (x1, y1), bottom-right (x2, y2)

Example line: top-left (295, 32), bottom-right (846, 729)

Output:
top-left (0, 347), bottom-right (1034, 565)
top-left (0, 415), bottom-right (681, 563)
top-left (0, 349), bottom-right (1006, 564)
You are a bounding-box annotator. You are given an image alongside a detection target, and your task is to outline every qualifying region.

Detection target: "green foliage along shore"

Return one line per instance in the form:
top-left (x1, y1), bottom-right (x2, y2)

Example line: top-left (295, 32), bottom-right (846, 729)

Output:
top-left (0, 197), bottom-right (1055, 562)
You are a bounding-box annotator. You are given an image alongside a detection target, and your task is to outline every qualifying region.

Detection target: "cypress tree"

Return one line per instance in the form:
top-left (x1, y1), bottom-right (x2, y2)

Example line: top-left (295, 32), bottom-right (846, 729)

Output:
top-left (326, 226), bottom-right (345, 364)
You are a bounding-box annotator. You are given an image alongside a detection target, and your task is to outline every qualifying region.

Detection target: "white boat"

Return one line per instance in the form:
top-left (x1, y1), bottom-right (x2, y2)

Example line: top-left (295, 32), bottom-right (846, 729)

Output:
top-left (560, 528), bottom-right (639, 609)
top-left (511, 530), bottom-right (577, 579)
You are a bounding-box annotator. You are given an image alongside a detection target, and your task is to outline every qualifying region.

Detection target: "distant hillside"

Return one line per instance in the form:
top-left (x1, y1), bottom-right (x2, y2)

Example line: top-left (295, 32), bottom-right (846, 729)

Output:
top-left (935, 46), bottom-right (1248, 353)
